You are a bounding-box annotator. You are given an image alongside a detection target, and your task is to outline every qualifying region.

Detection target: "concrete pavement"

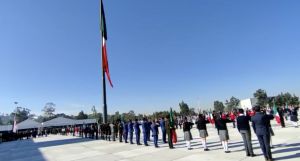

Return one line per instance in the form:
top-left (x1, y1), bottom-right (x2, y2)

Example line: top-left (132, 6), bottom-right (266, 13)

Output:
top-left (0, 121), bottom-right (299, 161)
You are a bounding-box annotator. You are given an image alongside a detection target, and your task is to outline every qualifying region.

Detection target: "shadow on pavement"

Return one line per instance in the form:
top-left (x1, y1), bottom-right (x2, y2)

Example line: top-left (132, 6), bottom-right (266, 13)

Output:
top-left (0, 136), bottom-right (95, 161)
top-left (272, 142), bottom-right (300, 160)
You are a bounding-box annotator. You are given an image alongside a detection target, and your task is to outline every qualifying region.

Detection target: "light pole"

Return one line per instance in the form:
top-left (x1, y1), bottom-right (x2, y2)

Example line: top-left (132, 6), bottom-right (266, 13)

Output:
top-left (14, 102), bottom-right (18, 117)
top-left (13, 102), bottom-right (18, 133)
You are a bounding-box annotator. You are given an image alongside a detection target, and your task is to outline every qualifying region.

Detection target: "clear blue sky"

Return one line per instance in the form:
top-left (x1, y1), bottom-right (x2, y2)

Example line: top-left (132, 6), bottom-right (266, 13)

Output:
top-left (1, 0), bottom-right (300, 115)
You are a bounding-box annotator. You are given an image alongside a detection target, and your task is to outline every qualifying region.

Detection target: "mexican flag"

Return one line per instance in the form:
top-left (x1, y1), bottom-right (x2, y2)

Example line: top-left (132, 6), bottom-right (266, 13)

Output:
top-left (101, 0), bottom-right (113, 87)
top-left (273, 105), bottom-right (281, 124)
top-left (207, 112), bottom-right (214, 124)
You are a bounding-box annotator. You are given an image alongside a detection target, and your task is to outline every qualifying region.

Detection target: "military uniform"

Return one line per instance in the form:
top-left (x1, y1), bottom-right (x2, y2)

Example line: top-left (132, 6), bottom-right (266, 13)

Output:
top-left (123, 122), bottom-right (128, 143)
top-left (134, 120), bottom-right (141, 145)
top-left (142, 119), bottom-right (149, 146)
top-left (128, 121), bottom-right (134, 144)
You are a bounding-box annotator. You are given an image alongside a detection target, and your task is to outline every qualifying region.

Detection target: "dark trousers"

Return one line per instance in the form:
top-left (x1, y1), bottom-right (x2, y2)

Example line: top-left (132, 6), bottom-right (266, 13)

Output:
top-left (123, 132), bottom-right (128, 143)
top-left (135, 133), bottom-right (140, 144)
top-left (129, 132), bottom-right (133, 143)
top-left (147, 131), bottom-right (151, 141)
top-left (240, 130), bottom-right (254, 155)
top-left (232, 121), bottom-right (236, 128)
top-left (257, 134), bottom-right (272, 159)
top-left (119, 132), bottom-right (123, 142)
top-left (167, 132), bottom-right (173, 148)
top-left (153, 135), bottom-right (158, 147)
top-left (162, 130), bottom-right (167, 143)
top-left (143, 132), bottom-right (148, 145)
top-left (280, 116), bottom-right (285, 127)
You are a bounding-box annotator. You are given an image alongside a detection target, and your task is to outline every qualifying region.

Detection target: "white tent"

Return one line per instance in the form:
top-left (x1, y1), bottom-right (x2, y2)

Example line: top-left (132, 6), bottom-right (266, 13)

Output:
top-left (0, 125), bottom-right (12, 132)
top-left (75, 119), bottom-right (97, 125)
top-left (17, 119), bottom-right (41, 130)
top-left (43, 117), bottom-right (76, 127)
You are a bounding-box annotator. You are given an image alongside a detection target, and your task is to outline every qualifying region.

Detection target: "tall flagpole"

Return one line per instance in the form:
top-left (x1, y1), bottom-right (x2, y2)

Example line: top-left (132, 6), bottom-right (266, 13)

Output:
top-left (102, 56), bottom-right (108, 124)
top-left (101, 0), bottom-right (108, 124)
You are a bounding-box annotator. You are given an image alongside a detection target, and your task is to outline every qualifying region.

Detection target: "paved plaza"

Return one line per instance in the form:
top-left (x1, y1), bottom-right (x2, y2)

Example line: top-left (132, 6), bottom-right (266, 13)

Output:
top-left (0, 122), bottom-right (299, 161)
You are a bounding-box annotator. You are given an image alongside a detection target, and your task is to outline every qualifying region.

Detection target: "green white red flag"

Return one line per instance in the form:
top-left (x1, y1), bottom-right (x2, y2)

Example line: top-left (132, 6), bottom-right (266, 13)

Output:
top-left (273, 104), bottom-right (281, 124)
top-left (101, 0), bottom-right (113, 87)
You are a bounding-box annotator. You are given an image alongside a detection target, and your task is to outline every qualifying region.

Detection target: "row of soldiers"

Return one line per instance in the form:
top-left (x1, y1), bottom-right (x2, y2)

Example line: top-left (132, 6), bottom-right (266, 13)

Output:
top-left (98, 116), bottom-right (176, 148)
top-left (99, 119), bottom-right (157, 147)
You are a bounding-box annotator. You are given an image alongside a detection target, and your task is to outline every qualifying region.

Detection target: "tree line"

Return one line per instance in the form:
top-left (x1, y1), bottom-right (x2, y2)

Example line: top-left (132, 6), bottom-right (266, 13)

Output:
top-left (213, 89), bottom-right (299, 112)
top-left (1, 89), bottom-right (299, 125)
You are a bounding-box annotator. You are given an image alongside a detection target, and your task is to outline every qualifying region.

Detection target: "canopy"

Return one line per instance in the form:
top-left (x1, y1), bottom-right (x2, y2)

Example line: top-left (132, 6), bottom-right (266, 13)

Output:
top-left (17, 119), bottom-right (41, 130)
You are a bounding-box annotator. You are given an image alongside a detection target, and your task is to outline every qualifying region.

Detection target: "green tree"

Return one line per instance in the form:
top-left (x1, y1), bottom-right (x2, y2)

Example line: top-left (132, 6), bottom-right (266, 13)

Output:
top-left (225, 96), bottom-right (240, 111)
top-left (152, 111), bottom-right (169, 120)
top-left (89, 106), bottom-right (101, 120)
top-left (214, 101), bottom-right (225, 112)
top-left (179, 101), bottom-right (189, 116)
top-left (98, 113), bottom-right (103, 123)
top-left (189, 108), bottom-right (196, 115)
top-left (267, 97), bottom-right (276, 107)
top-left (290, 94), bottom-right (300, 106)
top-left (55, 113), bottom-right (73, 119)
top-left (109, 111), bottom-right (121, 123)
top-left (122, 110), bottom-right (136, 121)
top-left (254, 89), bottom-right (268, 106)
top-left (76, 111), bottom-right (88, 119)
top-left (284, 92), bottom-right (293, 106)
top-left (42, 102), bottom-right (56, 118)
top-left (275, 93), bottom-right (285, 107)
top-left (91, 106), bottom-right (97, 117)
top-left (11, 107), bottom-right (31, 123)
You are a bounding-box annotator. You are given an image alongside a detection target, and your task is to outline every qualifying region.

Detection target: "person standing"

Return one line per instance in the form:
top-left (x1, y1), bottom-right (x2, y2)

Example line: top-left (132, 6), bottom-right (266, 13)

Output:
top-left (118, 120), bottom-right (123, 142)
top-left (195, 114), bottom-right (210, 151)
top-left (109, 122), bottom-right (116, 141)
top-left (178, 119), bottom-right (183, 129)
top-left (147, 120), bottom-right (151, 141)
top-left (134, 119), bottom-right (142, 145)
top-left (215, 113), bottom-right (231, 153)
top-left (79, 126), bottom-right (83, 138)
top-left (160, 117), bottom-right (167, 143)
top-left (266, 109), bottom-right (275, 148)
top-left (290, 107), bottom-right (299, 128)
top-left (90, 125), bottom-right (95, 139)
top-left (142, 118), bottom-right (149, 146)
top-left (236, 109), bottom-right (255, 157)
top-left (230, 111), bottom-right (236, 128)
top-left (128, 120), bottom-right (134, 144)
top-left (165, 115), bottom-right (174, 149)
top-left (106, 123), bottom-right (111, 141)
top-left (95, 124), bottom-right (99, 140)
top-left (123, 121), bottom-right (128, 143)
top-left (183, 117), bottom-right (194, 150)
top-left (99, 124), bottom-right (103, 140)
top-left (114, 122), bottom-right (118, 139)
top-left (251, 106), bottom-right (274, 161)
top-left (277, 107), bottom-right (285, 128)
top-left (151, 119), bottom-right (160, 148)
